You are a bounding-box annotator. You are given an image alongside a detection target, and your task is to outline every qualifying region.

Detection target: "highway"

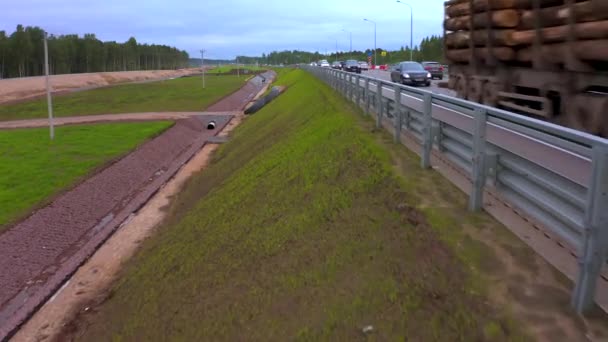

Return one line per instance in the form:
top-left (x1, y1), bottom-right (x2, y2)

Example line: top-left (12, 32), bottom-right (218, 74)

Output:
top-left (362, 69), bottom-right (455, 97)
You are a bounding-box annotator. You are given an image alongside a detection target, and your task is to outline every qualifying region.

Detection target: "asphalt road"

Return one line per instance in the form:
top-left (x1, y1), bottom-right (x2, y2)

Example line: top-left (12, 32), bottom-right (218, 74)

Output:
top-left (362, 69), bottom-right (456, 97)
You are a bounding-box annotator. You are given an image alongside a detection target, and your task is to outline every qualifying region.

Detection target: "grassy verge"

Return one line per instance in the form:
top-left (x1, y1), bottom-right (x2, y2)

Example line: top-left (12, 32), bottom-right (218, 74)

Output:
top-left (0, 121), bottom-right (173, 230)
top-left (0, 75), bottom-right (245, 121)
top-left (68, 69), bottom-right (531, 341)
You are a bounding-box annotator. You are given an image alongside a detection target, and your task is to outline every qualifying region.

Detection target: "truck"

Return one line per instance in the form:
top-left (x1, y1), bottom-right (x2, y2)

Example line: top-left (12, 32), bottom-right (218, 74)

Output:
top-left (443, 0), bottom-right (608, 137)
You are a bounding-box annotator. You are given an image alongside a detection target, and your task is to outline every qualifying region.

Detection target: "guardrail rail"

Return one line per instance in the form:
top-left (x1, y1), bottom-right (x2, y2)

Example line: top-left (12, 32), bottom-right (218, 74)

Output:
top-left (304, 65), bottom-right (608, 314)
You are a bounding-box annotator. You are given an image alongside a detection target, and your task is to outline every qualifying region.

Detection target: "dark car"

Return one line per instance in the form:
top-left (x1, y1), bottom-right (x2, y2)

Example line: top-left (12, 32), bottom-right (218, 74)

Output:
top-left (390, 62), bottom-right (431, 87)
top-left (421, 61), bottom-right (444, 79)
top-left (331, 61), bottom-right (342, 69)
top-left (343, 60), bottom-right (361, 73)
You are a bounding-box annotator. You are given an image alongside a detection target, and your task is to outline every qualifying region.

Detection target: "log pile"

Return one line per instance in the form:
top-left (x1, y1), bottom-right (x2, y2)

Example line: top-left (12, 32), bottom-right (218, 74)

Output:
top-left (444, 0), bottom-right (608, 64)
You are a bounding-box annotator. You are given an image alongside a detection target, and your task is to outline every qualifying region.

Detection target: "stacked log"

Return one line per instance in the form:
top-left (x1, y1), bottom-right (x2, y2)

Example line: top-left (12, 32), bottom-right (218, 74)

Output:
top-left (444, 0), bottom-right (608, 64)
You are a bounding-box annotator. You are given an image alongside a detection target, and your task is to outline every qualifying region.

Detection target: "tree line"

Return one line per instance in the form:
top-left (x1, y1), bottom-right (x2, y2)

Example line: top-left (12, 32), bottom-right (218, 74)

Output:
top-left (236, 35), bottom-right (445, 66)
top-left (0, 25), bottom-right (190, 79)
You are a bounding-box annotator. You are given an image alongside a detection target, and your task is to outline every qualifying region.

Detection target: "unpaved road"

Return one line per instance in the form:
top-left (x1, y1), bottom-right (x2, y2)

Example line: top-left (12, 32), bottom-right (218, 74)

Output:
top-left (0, 71), bottom-right (276, 341)
top-left (0, 69), bottom-right (200, 105)
top-left (0, 112), bottom-right (236, 130)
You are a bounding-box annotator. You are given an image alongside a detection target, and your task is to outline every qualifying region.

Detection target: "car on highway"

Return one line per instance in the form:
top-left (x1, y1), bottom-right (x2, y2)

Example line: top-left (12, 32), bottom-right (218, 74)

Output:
top-left (358, 61), bottom-right (370, 70)
top-left (331, 61), bottom-right (342, 69)
top-left (343, 60), bottom-right (361, 73)
top-left (390, 61), bottom-right (431, 87)
top-left (421, 61), bottom-right (444, 80)
top-left (318, 60), bottom-right (330, 68)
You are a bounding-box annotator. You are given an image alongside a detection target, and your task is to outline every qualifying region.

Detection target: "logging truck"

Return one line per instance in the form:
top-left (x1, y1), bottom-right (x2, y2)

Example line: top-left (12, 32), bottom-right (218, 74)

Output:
top-left (444, 0), bottom-right (608, 137)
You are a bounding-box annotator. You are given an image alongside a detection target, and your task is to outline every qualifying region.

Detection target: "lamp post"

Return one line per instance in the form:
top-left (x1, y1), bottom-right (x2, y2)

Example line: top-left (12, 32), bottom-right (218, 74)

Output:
top-left (200, 49), bottom-right (206, 89)
top-left (335, 38), bottom-right (338, 62)
top-left (363, 18), bottom-right (377, 67)
top-left (43, 31), bottom-right (54, 140)
top-left (342, 29), bottom-right (352, 59)
top-left (396, 0), bottom-right (414, 61)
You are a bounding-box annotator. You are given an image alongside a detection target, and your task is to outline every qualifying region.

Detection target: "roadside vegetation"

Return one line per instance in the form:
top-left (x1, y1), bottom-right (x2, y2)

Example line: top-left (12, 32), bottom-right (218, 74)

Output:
top-left (66, 69), bottom-right (541, 341)
top-left (0, 121), bottom-right (172, 230)
top-left (0, 75), bottom-right (245, 121)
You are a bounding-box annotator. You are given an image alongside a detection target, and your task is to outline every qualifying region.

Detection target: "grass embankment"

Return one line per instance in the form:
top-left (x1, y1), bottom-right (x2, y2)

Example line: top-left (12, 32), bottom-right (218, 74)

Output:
top-left (0, 121), bottom-right (173, 230)
top-left (71, 69), bottom-right (527, 341)
top-left (0, 75), bottom-right (245, 121)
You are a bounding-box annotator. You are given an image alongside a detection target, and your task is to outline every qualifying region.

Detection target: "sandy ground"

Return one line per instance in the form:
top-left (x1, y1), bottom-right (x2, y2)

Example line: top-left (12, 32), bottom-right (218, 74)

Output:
top-left (0, 112), bottom-right (237, 130)
top-left (0, 69), bottom-right (200, 105)
top-left (10, 74), bottom-right (273, 342)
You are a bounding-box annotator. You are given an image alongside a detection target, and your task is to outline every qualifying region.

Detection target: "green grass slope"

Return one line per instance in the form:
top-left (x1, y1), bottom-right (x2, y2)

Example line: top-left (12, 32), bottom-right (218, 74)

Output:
top-left (0, 121), bottom-right (172, 230)
top-left (72, 70), bottom-right (527, 341)
top-left (0, 75), bottom-right (245, 121)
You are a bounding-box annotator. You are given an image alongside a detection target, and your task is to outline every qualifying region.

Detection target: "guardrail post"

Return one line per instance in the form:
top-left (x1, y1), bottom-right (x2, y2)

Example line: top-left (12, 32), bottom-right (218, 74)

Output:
top-left (468, 107), bottom-right (488, 211)
top-left (349, 74), bottom-right (353, 101)
top-left (393, 84), bottom-right (402, 143)
top-left (573, 145), bottom-right (608, 313)
top-left (346, 74), bottom-right (350, 99)
top-left (365, 78), bottom-right (371, 115)
top-left (421, 93), bottom-right (433, 169)
top-left (376, 80), bottom-right (383, 128)
top-left (355, 75), bottom-right (361, 106)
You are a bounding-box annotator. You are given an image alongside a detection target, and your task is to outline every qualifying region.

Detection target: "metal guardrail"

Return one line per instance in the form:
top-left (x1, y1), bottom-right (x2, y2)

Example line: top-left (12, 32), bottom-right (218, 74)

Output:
top-left (304, 66), bottom-right (608, 313)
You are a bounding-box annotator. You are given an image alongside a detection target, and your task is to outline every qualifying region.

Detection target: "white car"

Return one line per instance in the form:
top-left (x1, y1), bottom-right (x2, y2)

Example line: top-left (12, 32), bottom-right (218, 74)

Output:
top-left (319, 60), bottom-right (330, 68)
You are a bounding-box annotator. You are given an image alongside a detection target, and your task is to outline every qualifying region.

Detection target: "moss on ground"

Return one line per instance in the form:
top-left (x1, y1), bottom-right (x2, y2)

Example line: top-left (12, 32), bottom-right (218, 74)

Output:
top-left (69, 69), bottom-right (530, 341)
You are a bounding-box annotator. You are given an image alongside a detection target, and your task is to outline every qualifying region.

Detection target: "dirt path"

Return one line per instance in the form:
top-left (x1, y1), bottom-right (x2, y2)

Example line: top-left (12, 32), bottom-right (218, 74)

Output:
top-left (1, 71), bottom-right (276, 341)
top-left (0, 112), bottom-right (237, 130)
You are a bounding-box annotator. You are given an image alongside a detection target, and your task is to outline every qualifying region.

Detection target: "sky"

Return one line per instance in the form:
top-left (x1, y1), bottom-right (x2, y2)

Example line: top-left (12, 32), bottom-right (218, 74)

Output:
top-left (2, 0), bottom-right (444, 59)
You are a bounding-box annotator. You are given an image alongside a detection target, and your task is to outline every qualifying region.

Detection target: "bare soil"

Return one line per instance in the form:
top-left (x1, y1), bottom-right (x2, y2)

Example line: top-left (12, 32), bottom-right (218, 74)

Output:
top-left (0, 69), bottom-right (200, 105)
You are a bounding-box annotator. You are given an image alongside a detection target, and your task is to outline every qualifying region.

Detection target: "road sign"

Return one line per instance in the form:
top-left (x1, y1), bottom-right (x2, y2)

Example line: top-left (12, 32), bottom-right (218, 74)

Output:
top-left (381, 51), bottom-right (387, 57)
top-left (367, 51), bottom-right (372, 57)
top-left (367, 56), bottom-right (372, 65)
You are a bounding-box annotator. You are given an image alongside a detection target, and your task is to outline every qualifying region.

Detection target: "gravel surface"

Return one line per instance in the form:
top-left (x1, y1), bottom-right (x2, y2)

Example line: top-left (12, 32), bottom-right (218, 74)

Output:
top-left (362, 70), bottom-right (456, 97)
top-left (0, 71), bottom-right (276, 340)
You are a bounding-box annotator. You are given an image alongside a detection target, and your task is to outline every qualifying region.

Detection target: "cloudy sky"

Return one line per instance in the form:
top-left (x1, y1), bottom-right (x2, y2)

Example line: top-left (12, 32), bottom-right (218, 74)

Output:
top-left (2, 0), bottom-right (444, 59)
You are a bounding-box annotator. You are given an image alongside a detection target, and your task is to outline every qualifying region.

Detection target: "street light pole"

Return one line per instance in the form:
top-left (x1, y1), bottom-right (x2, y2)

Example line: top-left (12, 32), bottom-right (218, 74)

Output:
top-left (342, 29), bottom-right (352, 59)
top-left (363, 19), bottom-right (377, 67)
top-left (335, 39), bottom-right (338, 62)
top-left (200, 49), bottom-right (206, 89)
top-left (43, 31), bottom-right (54, 140)
top-left (396, 0), bottom-right (414, 61)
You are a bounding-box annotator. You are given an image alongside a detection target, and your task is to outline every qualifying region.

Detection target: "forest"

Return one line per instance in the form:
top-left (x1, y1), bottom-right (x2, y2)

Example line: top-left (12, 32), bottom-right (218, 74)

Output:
top-left (236, 35), bottom-right (445, 66)
top-left (0, 25), bottom-right (190, 79)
